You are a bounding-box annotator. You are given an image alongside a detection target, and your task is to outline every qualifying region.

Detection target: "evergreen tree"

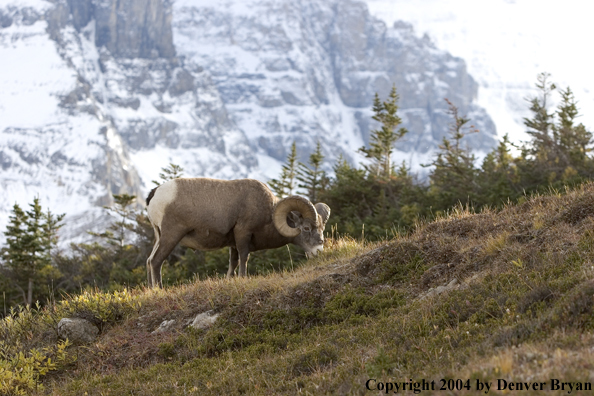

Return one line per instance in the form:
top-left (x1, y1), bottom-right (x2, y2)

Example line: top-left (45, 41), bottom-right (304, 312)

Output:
top-left (1, 204), bottom-right (30, 306)
top-left (359, 85), bottom-right (408, 178)
top-left (269, 142), bottom-right (299, 198)
top-left (523, 72), bottom-right (557, 164)
top-left (518, 72), bottom-right (561, 188)
top-left (297, 141), bottom-right (327, 202)
top-left (426, 99), bottom-right (479, 211)
top-left (318, 155), bottom-right (370, 236)
top-left (0, 198), bottom-right (64, 308)
top-left (479, 134), bottom-right (519, 207)
top-left (519, 74), bottom-right (594, 188)
top-left (90, 194), bottom-right (137, 249)
top-left (152, 163), bottom-right (184, 186)
top-left (554, 87), bottom-right (593, 171)
top-left (72, 194), bottom-right (144, 288)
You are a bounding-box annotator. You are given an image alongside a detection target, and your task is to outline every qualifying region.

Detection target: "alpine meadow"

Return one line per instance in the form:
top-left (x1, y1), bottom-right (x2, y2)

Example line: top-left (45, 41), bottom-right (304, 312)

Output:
top-left (3, 0), bottom-right (594, 395)
top-left (3, 71), bottom-right (594, 394)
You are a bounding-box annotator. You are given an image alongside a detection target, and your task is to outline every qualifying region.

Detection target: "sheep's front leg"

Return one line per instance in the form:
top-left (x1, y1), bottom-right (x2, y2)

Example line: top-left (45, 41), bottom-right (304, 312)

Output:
top-left (235, 241), bottom-right (250, 277)
top-left (233, 229), bottom-right (251, 277)
top-left (227, 247), bottom-right (239, 278)
top-left (238, 249), bottom-right (250, 277)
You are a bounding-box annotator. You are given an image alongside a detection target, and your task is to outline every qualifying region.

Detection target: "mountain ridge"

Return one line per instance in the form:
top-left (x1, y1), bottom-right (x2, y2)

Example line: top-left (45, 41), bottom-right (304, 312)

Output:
top-left (0, 0), bottom-right (495, 244)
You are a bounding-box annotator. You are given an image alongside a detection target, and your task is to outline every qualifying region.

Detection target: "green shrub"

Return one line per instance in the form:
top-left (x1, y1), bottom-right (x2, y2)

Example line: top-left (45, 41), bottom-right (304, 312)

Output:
top-left (366, 347), bottom-right (397, 377)
top-left (290, 345), bottom-right (339, 377)
top-left (57, 289), bottom-right (141, 329)
top-left (0, 340), bottom-right (72, 395)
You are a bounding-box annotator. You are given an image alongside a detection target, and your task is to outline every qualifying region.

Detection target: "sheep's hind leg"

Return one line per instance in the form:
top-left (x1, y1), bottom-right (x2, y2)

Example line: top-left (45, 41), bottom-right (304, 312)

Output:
top-left (146, 225), bottom-right (161, 287)
top-left (148, 229), bottom-right (184, 288)
top-left (227, 247), bottom-right (239, 278)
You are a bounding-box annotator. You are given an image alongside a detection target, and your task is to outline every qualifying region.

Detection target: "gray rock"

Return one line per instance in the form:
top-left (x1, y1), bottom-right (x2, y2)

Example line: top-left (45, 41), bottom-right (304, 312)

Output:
top-left (0, 151), bottom-right (12, 171)
top-left (110, 96), bottom-right (141, 110)
top-left (419, 278), bottom-right (461, 301)
top-left (0, 10), bottom-right (13, 28)
top-left (57, 318), bottom-right (99, 345)
top-left (69, 0), bottom-right (176, 59)
top-left (152, 319), bottom-right (176, 333)
top-left (188, 311), bottom-right (219, 330)
top-left (168, 69), bottom-right (195, 97)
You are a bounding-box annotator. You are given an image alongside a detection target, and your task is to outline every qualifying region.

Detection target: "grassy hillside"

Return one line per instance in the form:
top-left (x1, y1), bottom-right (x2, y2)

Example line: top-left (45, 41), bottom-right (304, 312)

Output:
top-left (5, 183), bottom-right (594, 395)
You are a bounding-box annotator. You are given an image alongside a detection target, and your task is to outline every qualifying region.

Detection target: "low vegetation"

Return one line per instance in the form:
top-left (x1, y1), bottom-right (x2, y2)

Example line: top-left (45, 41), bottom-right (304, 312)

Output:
top-left (2, 72), bottom-right (594, 394)
top-left (3, 72), bottom-right (593, 312)
top-left (3, 182), bottom-right (594, 394)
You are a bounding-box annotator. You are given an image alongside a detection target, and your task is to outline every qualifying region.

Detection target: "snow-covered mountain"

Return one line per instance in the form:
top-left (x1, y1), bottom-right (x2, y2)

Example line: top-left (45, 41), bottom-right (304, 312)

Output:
top-left (172, 0), bottom-right (496, 175)
top-left (365, 0), bottom-right (594, 144)
top-left (0, 0), bottom-right (496, 244)
top-left (0, 0), bottom-right (257, 242)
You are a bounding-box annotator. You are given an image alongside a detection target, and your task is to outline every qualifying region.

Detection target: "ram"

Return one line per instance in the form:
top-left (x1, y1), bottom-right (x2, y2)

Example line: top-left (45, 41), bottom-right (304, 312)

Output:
top-left (145, 178), bottom-right (331, 287)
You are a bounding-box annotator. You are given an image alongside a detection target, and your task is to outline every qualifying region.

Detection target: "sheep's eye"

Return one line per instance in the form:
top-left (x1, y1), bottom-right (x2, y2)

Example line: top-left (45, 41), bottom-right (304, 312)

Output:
top-left (304, 226), bottom-right (311, 232)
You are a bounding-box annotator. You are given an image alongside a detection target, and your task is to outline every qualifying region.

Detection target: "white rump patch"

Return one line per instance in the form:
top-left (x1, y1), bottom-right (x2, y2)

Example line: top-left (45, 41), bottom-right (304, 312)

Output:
top-left (147, 180), bottom-right (178, 228)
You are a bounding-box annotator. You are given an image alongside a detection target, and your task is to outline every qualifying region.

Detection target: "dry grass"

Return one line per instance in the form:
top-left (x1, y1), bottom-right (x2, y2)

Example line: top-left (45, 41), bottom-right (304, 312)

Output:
top-left (7, 182), bottom-right (594, 395)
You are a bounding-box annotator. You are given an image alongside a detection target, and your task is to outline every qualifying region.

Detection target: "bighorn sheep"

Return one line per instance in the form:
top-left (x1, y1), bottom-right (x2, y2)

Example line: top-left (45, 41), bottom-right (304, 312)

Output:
top-left (145, 178), bottom-right (331, 287)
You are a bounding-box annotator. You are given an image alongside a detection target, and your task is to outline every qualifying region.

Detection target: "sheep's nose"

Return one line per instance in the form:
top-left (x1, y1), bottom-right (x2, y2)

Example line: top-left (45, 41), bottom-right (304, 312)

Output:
top-left (306, 245), bottom-right (323, 259)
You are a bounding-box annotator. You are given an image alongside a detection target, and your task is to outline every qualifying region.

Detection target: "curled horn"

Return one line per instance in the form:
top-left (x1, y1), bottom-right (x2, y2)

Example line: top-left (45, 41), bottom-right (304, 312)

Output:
top-left (273, 196), bottom-right (318, 237)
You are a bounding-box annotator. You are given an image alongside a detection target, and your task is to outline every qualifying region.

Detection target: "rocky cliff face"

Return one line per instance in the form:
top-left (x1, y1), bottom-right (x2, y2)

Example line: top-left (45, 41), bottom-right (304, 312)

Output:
top-left (173, 0), bottom-right (496, 172)
top-left (0, 0), bottom-right (495, 244)
top-left (67, 0), bottom-right (175, 59)
top-left (0, 0), bottom-right (256, 242)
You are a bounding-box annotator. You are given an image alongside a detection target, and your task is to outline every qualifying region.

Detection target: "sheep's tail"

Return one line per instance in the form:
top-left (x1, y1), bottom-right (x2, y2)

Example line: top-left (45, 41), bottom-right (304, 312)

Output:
top-left (146, 186), bottom-right (159, 206)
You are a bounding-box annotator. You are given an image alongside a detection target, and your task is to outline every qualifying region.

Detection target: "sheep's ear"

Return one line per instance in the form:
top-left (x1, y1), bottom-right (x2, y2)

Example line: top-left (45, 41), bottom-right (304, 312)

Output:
top-left (315, 203), bottom-right (330, 225)
top-left (287, 211), bottom-right (303, 228)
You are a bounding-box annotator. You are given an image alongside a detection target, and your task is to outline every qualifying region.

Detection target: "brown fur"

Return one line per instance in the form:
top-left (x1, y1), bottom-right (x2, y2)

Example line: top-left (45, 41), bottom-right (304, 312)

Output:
top-left (146, 178), bottom-right (330, 287)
